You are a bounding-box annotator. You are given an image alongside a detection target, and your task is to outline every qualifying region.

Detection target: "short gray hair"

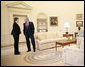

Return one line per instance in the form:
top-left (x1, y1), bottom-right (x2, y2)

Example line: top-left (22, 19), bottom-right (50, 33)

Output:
top-left (25, 17), bottom-right (29, 20)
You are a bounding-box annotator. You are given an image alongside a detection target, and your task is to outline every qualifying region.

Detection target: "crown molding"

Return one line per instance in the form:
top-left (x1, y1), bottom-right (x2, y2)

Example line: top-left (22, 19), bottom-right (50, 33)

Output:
top-left (6, 1), bottom-right (32, 10)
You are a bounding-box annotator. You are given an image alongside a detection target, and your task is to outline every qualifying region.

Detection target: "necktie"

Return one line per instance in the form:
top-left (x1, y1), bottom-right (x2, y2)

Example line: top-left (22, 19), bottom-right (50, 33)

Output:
top-left (26, 22), bottom-right (28, 29)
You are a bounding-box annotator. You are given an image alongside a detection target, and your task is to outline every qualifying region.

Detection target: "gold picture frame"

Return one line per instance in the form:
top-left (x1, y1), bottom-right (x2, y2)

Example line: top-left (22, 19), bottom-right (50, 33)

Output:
top-left (76, 21), bottom-right (83, 27)
top-left (50, 17), bottom-right (58, 26)
top-left (76, 14), bottom-right (83, 20)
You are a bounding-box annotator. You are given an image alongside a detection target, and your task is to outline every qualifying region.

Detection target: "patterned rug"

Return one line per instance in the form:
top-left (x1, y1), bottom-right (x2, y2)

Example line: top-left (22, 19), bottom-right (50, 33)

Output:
top-left (24, 51), bottom-right (62, 64)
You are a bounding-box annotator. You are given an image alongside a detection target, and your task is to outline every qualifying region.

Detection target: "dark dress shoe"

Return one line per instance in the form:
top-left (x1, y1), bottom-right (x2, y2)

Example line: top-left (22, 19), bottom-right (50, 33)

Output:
top-left (33, 50), bottom-right (36, 52)
top-left (27, 50), bottom-right (31, 52)
top-left (15, 52), bottom-right (20, 55)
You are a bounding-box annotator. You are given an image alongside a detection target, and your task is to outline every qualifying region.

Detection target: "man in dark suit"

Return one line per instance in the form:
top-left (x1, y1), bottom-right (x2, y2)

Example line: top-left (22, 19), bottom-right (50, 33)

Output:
top-left (23, 17), bottom-right (36, 52)
top-left (11, 17), bottom-right (21, 55)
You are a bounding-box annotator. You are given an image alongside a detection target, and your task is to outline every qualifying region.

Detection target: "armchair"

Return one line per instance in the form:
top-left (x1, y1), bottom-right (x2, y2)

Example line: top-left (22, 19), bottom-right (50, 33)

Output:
top-left (62, 37), bottom-right (84, 66)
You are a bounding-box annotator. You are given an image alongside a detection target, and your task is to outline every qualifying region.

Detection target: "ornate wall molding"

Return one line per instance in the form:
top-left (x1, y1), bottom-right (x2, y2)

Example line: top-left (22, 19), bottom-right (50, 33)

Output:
top-left (1, 1), bottom-right (33, 47)
top-left (6, 1), bottom-right (32, 10)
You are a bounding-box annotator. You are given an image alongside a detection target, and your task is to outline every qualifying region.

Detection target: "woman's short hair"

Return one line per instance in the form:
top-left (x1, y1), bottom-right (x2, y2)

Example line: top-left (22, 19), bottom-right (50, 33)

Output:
top-left (14, 17), bottom-right (19, 23)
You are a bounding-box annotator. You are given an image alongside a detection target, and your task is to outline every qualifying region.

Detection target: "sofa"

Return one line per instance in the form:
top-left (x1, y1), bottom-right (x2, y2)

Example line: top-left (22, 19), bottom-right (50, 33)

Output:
top-left (34, 32), bottom-right (67, 50)
top-left (62, 37), bottom-right (84, 66)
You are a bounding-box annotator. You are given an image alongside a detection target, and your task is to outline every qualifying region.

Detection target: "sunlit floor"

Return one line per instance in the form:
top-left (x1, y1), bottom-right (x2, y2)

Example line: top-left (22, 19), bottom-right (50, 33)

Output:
top-left (1, 43), bottom-right (72, 66)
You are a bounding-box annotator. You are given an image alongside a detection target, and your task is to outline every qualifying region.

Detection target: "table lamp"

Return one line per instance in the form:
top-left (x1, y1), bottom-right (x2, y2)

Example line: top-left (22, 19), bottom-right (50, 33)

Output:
top-left (64, 22), bottom-right (70, 34)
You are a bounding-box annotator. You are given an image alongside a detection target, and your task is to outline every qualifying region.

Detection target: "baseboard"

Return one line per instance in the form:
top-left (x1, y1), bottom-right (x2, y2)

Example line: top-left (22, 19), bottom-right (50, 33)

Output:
top-left (1, 42), bottom-right (26, 48)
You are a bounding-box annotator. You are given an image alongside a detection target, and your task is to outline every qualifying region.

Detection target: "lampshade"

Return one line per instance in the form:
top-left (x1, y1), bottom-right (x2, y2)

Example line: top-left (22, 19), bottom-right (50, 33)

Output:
top-left (64, 22), bottom-right (70, 28)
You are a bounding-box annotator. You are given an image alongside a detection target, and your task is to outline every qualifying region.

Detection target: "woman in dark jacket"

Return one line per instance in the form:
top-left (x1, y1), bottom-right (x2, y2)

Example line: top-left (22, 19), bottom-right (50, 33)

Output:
top-left (11, 17), bottom-right (21, 55)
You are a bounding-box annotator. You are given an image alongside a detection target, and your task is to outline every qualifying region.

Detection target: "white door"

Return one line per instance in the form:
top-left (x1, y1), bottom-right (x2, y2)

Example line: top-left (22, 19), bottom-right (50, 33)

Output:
top-left (13, 15), bottom-right (27, 42)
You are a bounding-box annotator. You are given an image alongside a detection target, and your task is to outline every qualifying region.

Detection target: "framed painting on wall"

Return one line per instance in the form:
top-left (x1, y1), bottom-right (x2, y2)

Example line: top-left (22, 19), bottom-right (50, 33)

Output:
top-left (50, 17), bottom-right (58, 26)
top-left (76, 21), bottom-right (83, 27)
top-left (76, 14), bottom-right (83, 20)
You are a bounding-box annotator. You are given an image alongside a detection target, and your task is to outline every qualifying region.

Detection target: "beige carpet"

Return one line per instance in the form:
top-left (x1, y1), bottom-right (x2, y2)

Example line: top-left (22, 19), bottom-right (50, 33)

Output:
top-left (1, 43), bottom-right (71, 66)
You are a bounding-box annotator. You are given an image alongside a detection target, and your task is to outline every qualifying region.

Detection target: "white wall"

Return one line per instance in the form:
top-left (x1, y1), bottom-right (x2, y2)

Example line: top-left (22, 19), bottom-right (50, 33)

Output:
top-left (25, 1), bottom-right (84, 33)
top-left (1, 1), bottom-right (84, 47)
top-left (1, 1), bottom-right (11, 46)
